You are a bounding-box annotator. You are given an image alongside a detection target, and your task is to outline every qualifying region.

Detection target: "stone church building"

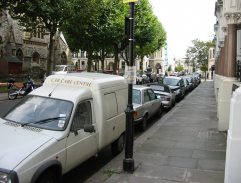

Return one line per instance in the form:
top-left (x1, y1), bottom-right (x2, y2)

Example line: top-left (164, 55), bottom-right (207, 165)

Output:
top-left (0, 10), bottom-right (71, 79)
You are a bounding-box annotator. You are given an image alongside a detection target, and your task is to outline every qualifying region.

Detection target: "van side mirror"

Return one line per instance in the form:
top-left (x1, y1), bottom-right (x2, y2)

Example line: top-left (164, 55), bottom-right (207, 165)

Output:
top-left (84, 124), bottom-right (95, 133)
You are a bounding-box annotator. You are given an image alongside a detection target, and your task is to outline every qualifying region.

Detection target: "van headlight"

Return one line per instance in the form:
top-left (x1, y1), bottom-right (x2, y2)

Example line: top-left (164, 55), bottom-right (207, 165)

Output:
top-left (0, 170), bottom-right (18, 183)
top-left (0, 172), bottom-right (11, 183)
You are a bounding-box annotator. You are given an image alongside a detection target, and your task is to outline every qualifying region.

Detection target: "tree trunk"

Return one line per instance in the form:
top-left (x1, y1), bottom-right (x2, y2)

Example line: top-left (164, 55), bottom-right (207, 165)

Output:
top-left (113, 44), bottom-right (119, 75)
top-left (87, 50), bottom-right (93, 72)
top-left (140, 55), bottom-right (144, 71)
top-left (101, 59), bottom-right (104, 72)
top-left (46, 32), bottom-right (55, 76)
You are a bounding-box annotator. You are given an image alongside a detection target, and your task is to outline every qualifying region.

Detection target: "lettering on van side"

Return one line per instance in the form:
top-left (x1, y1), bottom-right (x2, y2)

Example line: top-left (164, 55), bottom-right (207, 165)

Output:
top-left (50, 78), bottom-right (92, 87)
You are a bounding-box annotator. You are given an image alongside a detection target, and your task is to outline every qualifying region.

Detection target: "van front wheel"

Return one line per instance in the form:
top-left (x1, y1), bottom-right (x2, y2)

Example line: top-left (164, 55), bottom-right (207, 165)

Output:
top-left (111, 134), bottom-right (124, 155)
top-left (36, 170), bottom-right (58, 183)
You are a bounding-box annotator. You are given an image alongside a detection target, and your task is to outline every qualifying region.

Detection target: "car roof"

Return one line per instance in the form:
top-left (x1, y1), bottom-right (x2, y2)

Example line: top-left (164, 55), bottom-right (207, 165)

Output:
top-left (133, 85), bottom-right (151, 90)
top-left (164, 76), bottom-right (181, 80)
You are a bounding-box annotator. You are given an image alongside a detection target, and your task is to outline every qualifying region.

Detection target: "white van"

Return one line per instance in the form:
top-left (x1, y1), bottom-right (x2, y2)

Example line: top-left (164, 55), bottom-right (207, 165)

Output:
top-left (0, 72), bottom-right (128, 183)
top-left (52, 65), bottom-right (76, 75)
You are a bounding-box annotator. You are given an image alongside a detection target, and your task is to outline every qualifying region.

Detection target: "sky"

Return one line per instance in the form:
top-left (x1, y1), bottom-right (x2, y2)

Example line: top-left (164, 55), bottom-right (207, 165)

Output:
top-left (148, 0), bottom-right (217, 60)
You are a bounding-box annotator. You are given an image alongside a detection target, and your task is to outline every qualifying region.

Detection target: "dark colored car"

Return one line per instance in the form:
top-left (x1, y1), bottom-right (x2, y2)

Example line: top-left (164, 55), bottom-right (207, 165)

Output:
top-left (163, 76), bottom-right (185, 102)
top-left (183, 76), bottom-right (195, 91)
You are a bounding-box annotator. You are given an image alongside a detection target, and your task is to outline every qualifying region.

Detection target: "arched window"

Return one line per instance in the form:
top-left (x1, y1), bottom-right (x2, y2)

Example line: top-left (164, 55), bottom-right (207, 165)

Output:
top-left (32, 52), bottom-right (40, 64)
top-left (16, 49), bottom-right (23, 61)
top-left (61, 52), bottom-right (67, 65)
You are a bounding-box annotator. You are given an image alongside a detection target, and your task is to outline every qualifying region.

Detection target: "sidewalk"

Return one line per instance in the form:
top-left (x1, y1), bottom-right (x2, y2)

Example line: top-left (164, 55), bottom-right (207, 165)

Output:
top-left (85, 81), bottom-right (226, 183)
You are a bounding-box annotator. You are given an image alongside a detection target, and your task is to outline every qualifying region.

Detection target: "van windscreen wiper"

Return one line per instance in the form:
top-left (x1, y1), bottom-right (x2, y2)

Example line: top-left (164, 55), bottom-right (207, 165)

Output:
top-left (21, 117), bottom-right (66, 127)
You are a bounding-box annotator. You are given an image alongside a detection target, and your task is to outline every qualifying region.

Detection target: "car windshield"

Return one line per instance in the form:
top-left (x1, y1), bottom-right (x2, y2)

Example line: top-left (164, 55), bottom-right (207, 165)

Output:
top-left (163, 78), bottom-right (179, 86)
top-left (132, 89), bottom-right (141, 104)
top-left (186, 77), bottom-right (192, 83)
top-left (55, 66), bottom-right (65, 71)
top-left (3, 95), bottom-right (73, 131)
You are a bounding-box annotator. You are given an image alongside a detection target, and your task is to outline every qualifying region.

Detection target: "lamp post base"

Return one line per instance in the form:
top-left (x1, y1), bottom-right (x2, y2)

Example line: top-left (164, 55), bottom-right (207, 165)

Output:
top-left (123, 158), bottom-right (134, 173)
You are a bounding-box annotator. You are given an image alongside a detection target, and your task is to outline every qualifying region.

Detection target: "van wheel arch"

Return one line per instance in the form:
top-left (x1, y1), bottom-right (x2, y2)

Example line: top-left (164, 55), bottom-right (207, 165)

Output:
top-left (111, 133), bottom-right (125, 155)
top-left (31, 160), bottom-right (62, 183)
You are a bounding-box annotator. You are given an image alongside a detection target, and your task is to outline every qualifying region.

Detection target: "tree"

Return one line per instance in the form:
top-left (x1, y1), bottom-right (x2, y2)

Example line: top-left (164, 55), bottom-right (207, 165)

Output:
top-left (63, 0), bottom-right (128, 73)
top-left (1, 0), bottom-right (74, 76)
top-left (185, 39), bottom-right (214, 79)
top-left (175, 64), bottom-right (184, 72)
top-left (135, 0), bottom-right (166, 71)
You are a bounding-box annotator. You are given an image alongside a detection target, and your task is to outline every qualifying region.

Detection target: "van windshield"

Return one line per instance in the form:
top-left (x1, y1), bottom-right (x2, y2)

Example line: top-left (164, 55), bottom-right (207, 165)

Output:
top-left (3, 95), bottom-right (73, 131)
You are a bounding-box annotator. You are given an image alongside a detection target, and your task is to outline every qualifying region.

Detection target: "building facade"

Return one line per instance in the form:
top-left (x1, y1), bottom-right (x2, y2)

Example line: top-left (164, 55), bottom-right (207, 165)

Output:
top-left (214, 1), bottom-right (241, 181)
top-left (0, 10), bottom-right (71, 79)
top-left (214, 0), bottom-right (241, 131)
top-left (72, 48), bottom-right (166, 75)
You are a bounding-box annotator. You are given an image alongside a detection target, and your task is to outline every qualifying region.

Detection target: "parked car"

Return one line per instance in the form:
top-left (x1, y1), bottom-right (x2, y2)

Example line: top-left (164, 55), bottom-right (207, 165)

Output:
top-left (132, 85), bottom-right (163, 131)
top-left (181, 76), bottom-right (189, 95)
top-left (148, 83), bottom-right (176, 109)
top-left (136, 71), bottom-right (143, 84)
top-left (52, 65), bottom-right (76, 75)
top-left (192, 73), bottom-right (201, 85)
top-left (163, 76), bottom-right (185, 102)
top-left (184, 76), bottom-right (195, 91)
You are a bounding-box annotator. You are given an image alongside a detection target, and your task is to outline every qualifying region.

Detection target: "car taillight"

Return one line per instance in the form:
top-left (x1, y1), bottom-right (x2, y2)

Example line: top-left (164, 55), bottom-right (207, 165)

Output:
top-left (133, 111), bottom-right (138, 118)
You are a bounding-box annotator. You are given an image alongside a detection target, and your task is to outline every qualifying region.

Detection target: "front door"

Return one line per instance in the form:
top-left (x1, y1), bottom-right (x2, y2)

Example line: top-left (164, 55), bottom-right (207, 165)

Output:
top-left (65, 100), bottom-right (97, 171)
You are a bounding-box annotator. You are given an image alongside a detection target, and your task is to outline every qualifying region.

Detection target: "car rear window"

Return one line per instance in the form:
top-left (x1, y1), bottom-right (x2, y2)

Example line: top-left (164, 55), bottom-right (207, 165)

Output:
top-left (149, 85), bottom-right (170, 93)
top-left (132, 89), bottom-right (141, 104)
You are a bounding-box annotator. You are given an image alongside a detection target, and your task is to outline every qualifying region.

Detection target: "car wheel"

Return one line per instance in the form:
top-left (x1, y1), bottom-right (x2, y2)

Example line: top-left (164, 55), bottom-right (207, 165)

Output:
top-left (8, 89), bottom-right (18, 100)
top-left (36, 170), bottom-right (58, 183)
top-left (140, 115), bottom-right (147, 131)
top-left (172, 100), bottom-right (176, 107)
top-left (156, 105), bottom-right (163, 118)
top-left (111, 134), bottom-right (124, 155)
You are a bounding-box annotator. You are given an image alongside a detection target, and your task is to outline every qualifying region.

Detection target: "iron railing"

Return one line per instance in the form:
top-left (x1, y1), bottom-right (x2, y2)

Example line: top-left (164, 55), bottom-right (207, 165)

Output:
top-left (236, 60), bottom-right (241, 82)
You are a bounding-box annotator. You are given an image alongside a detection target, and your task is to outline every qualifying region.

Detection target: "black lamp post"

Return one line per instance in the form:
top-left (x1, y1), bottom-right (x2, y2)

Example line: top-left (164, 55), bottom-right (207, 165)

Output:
top-left (123, 1), bottom-right (135, 173)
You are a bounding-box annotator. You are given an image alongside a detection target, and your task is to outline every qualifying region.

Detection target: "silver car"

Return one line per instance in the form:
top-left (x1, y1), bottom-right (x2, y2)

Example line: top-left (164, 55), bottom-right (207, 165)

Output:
top-left (132, 85), bottom-right (163, 131)
top-left (148, 84), bottom-right (176, 109)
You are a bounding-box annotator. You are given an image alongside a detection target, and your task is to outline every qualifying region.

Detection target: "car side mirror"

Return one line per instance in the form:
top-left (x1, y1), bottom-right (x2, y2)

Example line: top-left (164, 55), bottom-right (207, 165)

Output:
top-left (84, 124), bottom-right (95, 133)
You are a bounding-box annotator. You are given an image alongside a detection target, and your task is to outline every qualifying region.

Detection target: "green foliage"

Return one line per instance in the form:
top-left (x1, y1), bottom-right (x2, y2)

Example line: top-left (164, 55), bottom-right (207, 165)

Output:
top-left (167, 65), bottom-right (172, 72)
top-left (2, 0), bottom-right (74, 76)
top-left (175, 64), bottom-right (184, 72)
top-left (2, 0), bottom-right (167, 73)
top-left (135, 0), bottom-right (166, 57)
top-left (185, 39), bottom-right (214, 72)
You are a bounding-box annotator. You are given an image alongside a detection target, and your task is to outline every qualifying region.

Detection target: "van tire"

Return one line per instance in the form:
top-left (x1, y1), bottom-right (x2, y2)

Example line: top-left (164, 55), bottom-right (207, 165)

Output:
top-left (111, 134), bottom-right (124, 155)
top-left (36, 170), bottom-right (58, 183)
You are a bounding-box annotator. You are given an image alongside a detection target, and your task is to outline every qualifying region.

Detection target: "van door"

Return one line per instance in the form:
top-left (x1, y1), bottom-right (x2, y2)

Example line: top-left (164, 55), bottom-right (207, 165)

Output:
top-left (65, 100), bottom-right (97, 171)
